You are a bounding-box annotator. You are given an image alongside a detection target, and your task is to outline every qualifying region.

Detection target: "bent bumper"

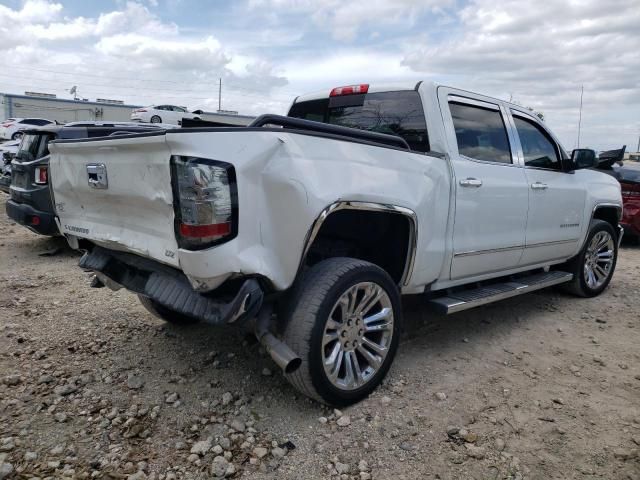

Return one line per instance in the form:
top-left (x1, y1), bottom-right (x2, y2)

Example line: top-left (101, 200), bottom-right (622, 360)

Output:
top-left (80, 246), bottom-right (264, 325)
top-left (6, 200), bottom-right (59, 235)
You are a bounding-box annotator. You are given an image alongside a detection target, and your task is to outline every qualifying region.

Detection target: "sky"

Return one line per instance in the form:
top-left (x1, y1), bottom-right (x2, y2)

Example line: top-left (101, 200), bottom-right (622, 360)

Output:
top-left (0, 0), bottom-right (638, 151)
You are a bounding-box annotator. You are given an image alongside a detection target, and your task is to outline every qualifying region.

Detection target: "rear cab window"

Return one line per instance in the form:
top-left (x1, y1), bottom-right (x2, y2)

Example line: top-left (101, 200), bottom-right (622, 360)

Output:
top-left (288, 90), bottom-right (429, 152)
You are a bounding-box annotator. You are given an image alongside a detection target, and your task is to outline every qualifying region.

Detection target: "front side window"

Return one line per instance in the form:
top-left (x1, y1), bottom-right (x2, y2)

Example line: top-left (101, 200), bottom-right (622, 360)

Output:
top-left (288, 91), bottom-right (429, 152)
top-left (513, 116), bottom-right (561, 170)
top-left (449, 102), bottom-right (512, 163)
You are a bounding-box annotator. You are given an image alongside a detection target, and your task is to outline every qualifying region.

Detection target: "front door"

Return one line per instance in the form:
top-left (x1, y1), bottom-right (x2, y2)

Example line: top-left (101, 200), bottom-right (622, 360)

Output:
top-left (439, 91), bottom-right (529, 280)
top-left (510, 112), bottom-right (585, 265)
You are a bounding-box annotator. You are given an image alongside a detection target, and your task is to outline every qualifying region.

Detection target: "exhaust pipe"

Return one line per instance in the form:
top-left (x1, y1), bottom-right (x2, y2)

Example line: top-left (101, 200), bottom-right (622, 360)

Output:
top-left (254, 306), bottom-right (301, 374)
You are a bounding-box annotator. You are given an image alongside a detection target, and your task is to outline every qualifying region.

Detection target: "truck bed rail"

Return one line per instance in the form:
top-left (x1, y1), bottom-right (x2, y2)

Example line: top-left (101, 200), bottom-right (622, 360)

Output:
top-left (249, 114), bottom-right (411, 151)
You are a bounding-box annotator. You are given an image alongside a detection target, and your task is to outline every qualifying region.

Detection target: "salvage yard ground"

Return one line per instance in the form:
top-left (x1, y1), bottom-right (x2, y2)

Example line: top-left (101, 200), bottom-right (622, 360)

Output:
top-left (0, 194), bottom-right (639, 480)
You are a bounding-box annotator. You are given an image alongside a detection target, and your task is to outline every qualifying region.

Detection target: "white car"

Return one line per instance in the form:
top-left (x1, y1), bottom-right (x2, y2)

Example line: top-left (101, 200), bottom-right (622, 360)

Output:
top-left (0, 118), bottom-right (55, 140)
top-left (51, 81), bottom-right (622, 405)
top-left (130, 105), bottom-right (201, 125)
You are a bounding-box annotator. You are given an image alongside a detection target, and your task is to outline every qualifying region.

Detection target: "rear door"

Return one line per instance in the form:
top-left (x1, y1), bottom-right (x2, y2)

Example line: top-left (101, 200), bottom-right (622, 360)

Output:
top-left (509, 111), bottom-right (585, 265)
top-left (438, 89), bottom-right (529, 280)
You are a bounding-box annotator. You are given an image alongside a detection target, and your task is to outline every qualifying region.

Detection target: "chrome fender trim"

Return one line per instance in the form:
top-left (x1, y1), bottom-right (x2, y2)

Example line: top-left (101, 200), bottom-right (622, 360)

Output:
top-left (301, 201), bottom-right (418, 286)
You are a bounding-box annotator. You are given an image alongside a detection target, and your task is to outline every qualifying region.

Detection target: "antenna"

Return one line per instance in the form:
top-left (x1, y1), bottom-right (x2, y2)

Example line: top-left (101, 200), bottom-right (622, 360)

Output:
top-left (576, 85), bottom-right (584, 148)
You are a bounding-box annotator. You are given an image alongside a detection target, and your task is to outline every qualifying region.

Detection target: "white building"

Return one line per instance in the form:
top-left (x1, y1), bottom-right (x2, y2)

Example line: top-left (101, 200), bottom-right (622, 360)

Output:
top-left (1, 92), bottom-right (255, 126)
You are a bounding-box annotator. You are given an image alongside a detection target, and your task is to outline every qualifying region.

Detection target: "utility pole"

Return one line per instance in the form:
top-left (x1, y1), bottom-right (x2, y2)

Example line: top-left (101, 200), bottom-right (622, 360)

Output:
top-left (637, 134), bottom-right (639, 153)
top-left (577, 85), bottom-right (584, 148)
top-left (218, 78), bottom-right (222, 112)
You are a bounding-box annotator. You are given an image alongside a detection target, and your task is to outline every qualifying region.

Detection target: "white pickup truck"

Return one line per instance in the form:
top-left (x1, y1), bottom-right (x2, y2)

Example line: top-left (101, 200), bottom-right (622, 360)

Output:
top-left (49, 81), bottom-right (623, 406)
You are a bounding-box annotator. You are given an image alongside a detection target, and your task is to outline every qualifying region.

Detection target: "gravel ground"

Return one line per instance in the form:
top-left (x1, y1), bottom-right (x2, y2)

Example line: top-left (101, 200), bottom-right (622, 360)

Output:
top-left (1, 194), bottom-right (639, 480)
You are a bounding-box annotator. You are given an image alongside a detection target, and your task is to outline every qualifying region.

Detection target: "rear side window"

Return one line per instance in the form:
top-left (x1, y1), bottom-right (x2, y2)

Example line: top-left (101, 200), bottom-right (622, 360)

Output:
top-left (288, 91), bottom-right (429, 152)
top-left (513, 116), bottom-right (561, 170)
top-left (449, 102), bottom-right (512, 163)
top-left (16, 134), bottom-right (50, 161)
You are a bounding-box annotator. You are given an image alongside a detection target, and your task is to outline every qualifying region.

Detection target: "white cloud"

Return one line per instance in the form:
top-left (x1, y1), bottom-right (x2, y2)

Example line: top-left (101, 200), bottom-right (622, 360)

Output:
top-left (0, 1), bottom-right (289, 114)
top-left (0, 0), bottom-right (637, 148)
top-left (401, 0), bottom-right (640, 149)
top-left (250, 0), bottom-right (454, 41)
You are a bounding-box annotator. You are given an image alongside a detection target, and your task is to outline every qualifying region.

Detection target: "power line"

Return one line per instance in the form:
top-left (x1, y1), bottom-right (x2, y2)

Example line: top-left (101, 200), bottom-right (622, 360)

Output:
top-left (0, 73), bottom-right (291, 103)
top-left (1, 62), bottom-right (298, 97)
top-left (0, 71), bottom-right (293, 102)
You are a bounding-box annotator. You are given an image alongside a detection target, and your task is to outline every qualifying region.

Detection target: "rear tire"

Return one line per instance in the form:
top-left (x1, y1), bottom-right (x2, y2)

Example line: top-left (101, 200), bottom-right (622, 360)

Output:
top-left (561, 219), bottom-right (618, 297)
top-left (11, 132), bottom-right (22, 140)
top-left (282, 258), bottom-right (402, 406)
top-left (150, 115), bottom-right (162, 123)
top-left (138, 295), bottom-right (198, 325)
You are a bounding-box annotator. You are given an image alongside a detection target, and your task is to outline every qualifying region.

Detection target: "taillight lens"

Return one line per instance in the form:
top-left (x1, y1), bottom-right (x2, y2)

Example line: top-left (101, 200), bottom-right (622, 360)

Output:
top-left (34, 166), bottom-right (48, 184)
top-left (330, 84), bottom-right (369, 96)
top-left (171, 156), bottom-right (237, 249)
top-left (621, 182), bottom-right (640, 197)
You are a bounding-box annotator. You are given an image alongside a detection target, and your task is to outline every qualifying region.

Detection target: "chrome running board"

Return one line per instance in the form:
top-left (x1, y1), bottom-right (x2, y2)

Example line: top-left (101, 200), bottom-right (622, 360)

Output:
top-left (428, 271), bottom-right (573, 314)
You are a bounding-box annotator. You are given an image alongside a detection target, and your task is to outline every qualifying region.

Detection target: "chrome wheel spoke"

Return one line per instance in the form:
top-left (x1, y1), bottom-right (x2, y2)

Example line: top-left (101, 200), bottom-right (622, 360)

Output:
top-left (325, 342), bottom-right (341, 366)
top-left (357, 344), bottom-right (382, 369)
top-left (361, 337), bottom-right (387, 356)
top-left (363, 307), bottom-right (392, 325)
top-left (349, 351), bottom-right (363, 385)
top-left (365, 321), bottom-right (393, 333)
top-left (597, 250), bottom-right (613, 261)
top-left (322, 331), bottom-right (339, 347)
top-left (328, 349), bottom-right (344, 381)
top-left (357, 284), bottom-right (382, 316)
top-left (594, 264), bottom-right (608, 281)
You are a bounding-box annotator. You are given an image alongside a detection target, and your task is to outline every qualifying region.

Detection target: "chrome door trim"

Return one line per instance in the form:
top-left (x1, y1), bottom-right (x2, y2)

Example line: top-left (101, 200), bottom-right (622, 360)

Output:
top-left (526, 238), bottom-right (580, 248)
top-left (454, 244), bottom-right (523, 257)
top-left (301, 201), bottom-right (418, 286)
top-left (454, 238), bottom-right (579, 258)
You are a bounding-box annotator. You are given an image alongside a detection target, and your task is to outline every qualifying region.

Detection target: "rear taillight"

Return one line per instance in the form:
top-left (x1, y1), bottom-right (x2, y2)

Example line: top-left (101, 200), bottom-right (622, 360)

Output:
top-left (171, 156), bottom-right (237, 249)
top-left (1, 122), bottom-right (14, 127)
top-left (134, 109), bottom-right (147, 113)
top-left (34, 166), bottom-right (48, 184)
top-left (330, 84), bottom-right (369, 97)
top-left (621, 182), bottom-right (640, 197)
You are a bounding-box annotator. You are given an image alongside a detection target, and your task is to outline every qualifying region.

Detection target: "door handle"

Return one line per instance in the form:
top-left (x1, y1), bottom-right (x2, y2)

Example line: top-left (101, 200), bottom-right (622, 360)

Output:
top-left (531, 182), bottom-right (548, 190)
top-left (459, 178), bottom-right (483, 187)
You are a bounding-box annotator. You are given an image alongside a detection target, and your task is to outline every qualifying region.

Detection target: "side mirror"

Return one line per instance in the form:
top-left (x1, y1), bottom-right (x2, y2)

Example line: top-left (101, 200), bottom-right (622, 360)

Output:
top-left (571, 148), bottom-right (597, 169)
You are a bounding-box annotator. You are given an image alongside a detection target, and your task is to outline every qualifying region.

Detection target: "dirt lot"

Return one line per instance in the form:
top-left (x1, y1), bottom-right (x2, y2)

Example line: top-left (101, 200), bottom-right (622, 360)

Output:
top-left (0, 195), bottom-right (639, 480)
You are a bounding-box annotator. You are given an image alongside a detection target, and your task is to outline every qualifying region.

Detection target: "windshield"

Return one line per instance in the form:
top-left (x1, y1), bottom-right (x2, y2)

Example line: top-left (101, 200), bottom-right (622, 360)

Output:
top-left (288, 91), bottom-right (429, 152)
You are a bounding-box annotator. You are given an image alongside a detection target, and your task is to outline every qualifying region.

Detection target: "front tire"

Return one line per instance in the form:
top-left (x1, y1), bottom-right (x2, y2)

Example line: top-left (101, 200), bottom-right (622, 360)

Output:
top-left (150, 115), bottom-right (162, 123)
top-left (282, 258), bottom-right (402, 406)
top-left (11, 132), bottom-right (22, 140)
top-left (561, 220), bottom-right (618, 297)
top-left (138, 295), bottom-right (198, 325)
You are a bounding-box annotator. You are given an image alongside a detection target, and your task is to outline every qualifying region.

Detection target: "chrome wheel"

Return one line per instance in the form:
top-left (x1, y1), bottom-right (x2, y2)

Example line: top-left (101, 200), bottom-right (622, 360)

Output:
top-left (583, 230), bottom-right (614, 289)
top-left (322, 282), bottom-right (394, 391)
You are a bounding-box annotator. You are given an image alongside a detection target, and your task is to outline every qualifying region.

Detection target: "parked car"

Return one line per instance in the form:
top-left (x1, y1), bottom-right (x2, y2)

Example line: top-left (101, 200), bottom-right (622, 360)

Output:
top-left (0, 118), bottom-right (55, 140)
top-left (0, 139), bottom-right (21, 194)
top-left (130, 105), bottom-right (201, 125)
top-left (593, 146), bottom-right (640, 239)
top-left (49, 81), bottom-right (622, 405)
top-left (6, 122), bottom-right (167, 236)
